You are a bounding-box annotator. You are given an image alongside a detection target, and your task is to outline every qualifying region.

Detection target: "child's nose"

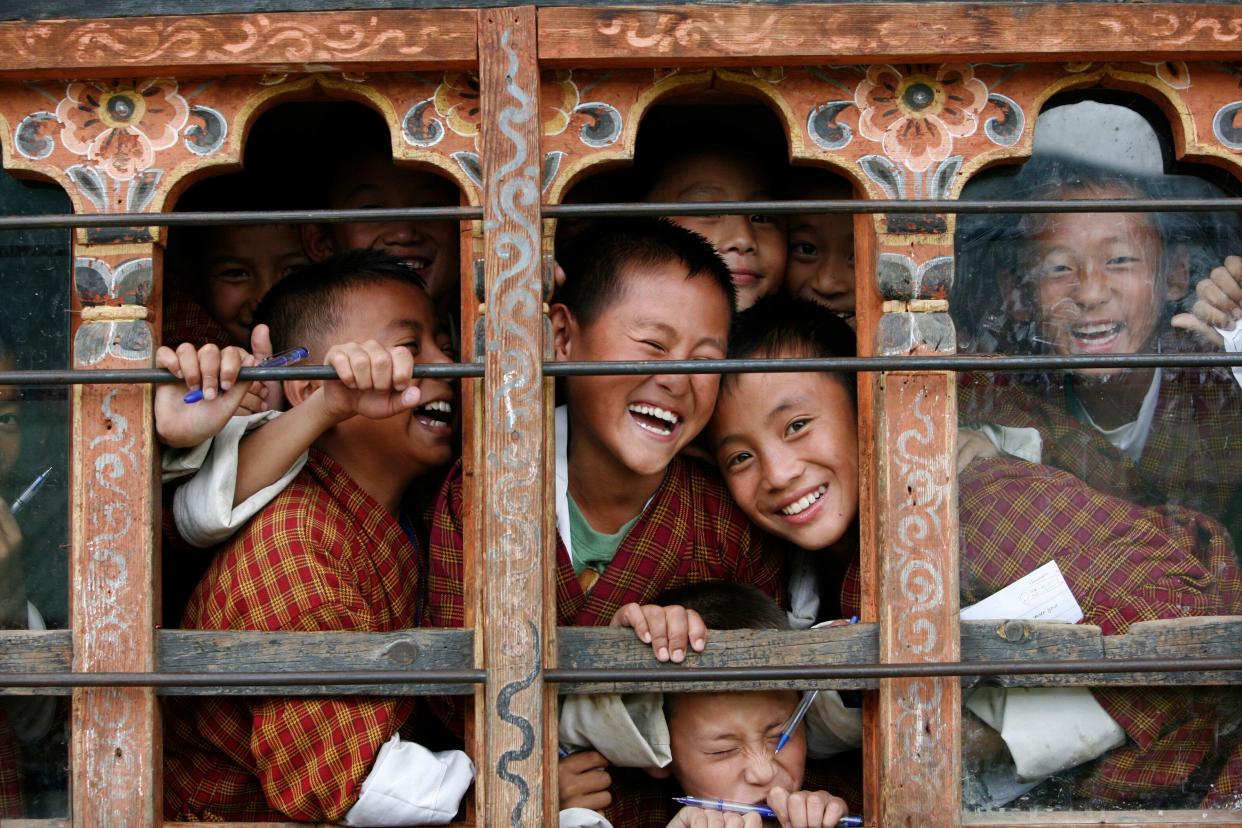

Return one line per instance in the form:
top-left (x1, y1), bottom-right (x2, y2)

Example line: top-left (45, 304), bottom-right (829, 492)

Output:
top-left (741, 748), bottom-right (779, 787)
top-left (1073, 262), bottom-right (1111, 306)
top-left (719, 214), bottom-right (757, 255)
top-left (762, 446), bottom-right (801, 491)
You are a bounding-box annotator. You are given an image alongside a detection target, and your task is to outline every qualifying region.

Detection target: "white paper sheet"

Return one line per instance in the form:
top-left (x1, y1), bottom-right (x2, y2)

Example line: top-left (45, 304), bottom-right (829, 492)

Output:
top-left (960, 560), bottom-right (1083, 623)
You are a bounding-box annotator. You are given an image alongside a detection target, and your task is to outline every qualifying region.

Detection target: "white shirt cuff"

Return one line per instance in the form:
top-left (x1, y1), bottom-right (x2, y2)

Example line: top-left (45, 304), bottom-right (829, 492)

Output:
top-left (161, 437), bottom-right (214, 483)
top-left (1218, 322), bottom-right (1242, 388)
top-left (559, 807), bottom-right (613, 828)
top-left (172, 410), bottom-right (305, 548)
top-left (342, 735), bottom-right (474, 826)
top-left (966, 424), bottom-right (1043, 464)
top-left (966, 686), bottom-right (1125, 780)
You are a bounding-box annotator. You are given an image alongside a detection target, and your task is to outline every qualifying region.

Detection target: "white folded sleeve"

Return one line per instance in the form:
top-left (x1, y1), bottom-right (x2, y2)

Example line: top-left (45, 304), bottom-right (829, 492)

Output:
top-left (1219, 322), bottom-right (1242, 388)
top-left (962, 424), bottom-right (1043, 464)
top-left (559, 693), bottom-right (672, 768)
top-left (965, 686), bottom-right (1125, 781)
top-left (342, 735), bottom-right (474, 826)
top-left (171, 411), bottom-right (306, 548)
top-left (805, 689), bottom-right (863, 757)
top-left (559, 808), bottom-right (614, 828)
top-left (161, 436), bottom-right (214, 483)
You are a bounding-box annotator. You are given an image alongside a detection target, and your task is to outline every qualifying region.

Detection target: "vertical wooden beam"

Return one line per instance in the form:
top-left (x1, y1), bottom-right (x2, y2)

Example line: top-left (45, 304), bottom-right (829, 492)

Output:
top-left (874, 269), bottom-right (960, 823)
top-left (70, 242), bottom-right (160, 828)
top-left (477, 7), bottom-right (549, 826)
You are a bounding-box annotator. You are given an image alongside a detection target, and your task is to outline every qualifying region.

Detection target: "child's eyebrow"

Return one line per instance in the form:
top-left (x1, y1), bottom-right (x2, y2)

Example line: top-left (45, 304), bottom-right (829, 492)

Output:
top-left (766, 395), bottom-right (811, 423)
top-left (633, 319), bottom-right (726, 351)
top-left (384, 318), bottom-right (426, 336)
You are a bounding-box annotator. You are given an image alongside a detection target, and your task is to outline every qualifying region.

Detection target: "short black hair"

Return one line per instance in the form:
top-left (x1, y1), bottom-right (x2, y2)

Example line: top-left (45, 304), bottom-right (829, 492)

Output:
top-left (554, 217), bottom-right (736, 328)
top-left (254, 249), bottom-right (427, 356)
top-left (654, 582), bottom-right (790, 631)
top-left (725, 294), bottom-right (857, 404)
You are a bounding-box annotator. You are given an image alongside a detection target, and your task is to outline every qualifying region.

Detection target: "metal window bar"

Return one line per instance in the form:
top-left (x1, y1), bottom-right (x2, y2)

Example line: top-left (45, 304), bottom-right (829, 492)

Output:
top-left (2, 654), bottom-right (1240, 688)
top-left (1, 196), bottom-right (1241, 228)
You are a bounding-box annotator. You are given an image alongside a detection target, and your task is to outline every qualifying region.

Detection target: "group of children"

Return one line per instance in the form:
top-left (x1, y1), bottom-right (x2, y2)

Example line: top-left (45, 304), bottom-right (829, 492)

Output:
top-left (134, 98), bottom-right (1242, 827)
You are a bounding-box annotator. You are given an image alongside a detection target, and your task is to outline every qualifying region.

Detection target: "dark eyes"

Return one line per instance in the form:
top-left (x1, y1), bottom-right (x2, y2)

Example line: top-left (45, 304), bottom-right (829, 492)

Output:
top-left (791, 241), bottom-right (818, 257)
top-left (212, 268), bottom-right (250, 283)
top-left (751, 214), bottom-right (777, 225)
top-left (786, 417), bottom-right (811, 436)
top-left (725, 450), bottom-right (753, 469)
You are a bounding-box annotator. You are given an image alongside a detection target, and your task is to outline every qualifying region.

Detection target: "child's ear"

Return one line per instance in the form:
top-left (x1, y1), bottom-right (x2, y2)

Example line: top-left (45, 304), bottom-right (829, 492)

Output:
top-left (1165, 250), bottom-right (1191, 302)
top-left (301, 224), bottom-right (336, 262)
top-left (641, 764), bottom-right (673, 780)
top-left (283, 378), bottom-right (319, 408)
top-left (549, 303), bottom-right (577, 360)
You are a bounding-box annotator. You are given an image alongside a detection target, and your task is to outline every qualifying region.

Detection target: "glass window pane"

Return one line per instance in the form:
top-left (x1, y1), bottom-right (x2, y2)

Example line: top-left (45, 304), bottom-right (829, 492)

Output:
top-left (0, 168), bottom-right (70, 819)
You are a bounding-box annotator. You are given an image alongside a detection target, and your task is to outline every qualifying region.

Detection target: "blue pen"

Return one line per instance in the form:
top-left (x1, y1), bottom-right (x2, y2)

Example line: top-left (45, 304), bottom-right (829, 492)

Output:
top-left (673, 796), bottom-right (863, 826)
top-left (183, 347), bottom-right (309, 403)
top-left (775, 616), bottom-right (859, 754)
top-left (10, 466), bottom-right (52, 515)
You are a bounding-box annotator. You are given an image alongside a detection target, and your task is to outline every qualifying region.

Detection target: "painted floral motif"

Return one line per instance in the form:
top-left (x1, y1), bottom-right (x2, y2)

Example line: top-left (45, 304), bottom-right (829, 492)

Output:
top-left (854, 64), bottom-right (988, 173)
top-left (542, 71), bottom-right (580, 136)
top-left (434, 73), bottom-right (482, 137)
top-left (1142, 60), bottom-right (1191, 89)
top-left (55, 78), bottom-right (189, 181)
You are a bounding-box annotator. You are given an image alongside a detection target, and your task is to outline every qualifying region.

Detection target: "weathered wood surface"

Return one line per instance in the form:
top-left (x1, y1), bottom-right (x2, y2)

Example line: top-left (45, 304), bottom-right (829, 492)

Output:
top-left (538, 4), bottom-right (1242, 66)
top-left (71, 246), bottom-right (159, 827)
top-left (478, 6), bottom-right (548, 826)
top-left (0, 10), bottom-right (478, 78)
top-left (876, 371), bottom-right (961, 828)
top-left (2, 619), bottom-right (1240, 695)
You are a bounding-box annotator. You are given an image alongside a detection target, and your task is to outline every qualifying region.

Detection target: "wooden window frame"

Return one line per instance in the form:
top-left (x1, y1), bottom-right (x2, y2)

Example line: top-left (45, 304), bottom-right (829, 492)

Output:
top-left (0, 3), bottom-right (1238, 826)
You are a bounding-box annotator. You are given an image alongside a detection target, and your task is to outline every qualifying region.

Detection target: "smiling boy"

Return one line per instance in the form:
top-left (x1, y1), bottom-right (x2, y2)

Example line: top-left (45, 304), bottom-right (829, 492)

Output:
top-left (429, 218), bottom-right (780, 632)
top-left (163, 251), bottom-right (471, 825)
top-left (712, 295), bottom-right (1242, 808)
top-left (783, 169), bottom-right (857, 328)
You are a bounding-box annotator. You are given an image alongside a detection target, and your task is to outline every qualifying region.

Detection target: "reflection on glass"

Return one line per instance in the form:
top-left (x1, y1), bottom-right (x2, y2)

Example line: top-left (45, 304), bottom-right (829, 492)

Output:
top-left (0, 170), bottom-right (70, 818)
top-left (953, 101), bottom-right (1242, 811)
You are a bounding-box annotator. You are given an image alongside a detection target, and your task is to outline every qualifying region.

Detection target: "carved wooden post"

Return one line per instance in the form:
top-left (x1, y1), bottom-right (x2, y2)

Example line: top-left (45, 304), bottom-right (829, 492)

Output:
top-left (478, 7), bottom-right (550, 825)
top-left (71, 242), bottom-right (161, 828)
top-left (874, 236), bottom-right (960, 828)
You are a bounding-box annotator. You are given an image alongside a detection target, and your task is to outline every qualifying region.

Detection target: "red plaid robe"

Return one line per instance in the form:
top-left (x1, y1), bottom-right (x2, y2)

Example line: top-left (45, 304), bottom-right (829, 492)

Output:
top-left (163, 450), bottom-right (422, 822)
top-left (835, 459), bottom-right (1242, 806)
top-left (427, 457), bottom-right (781, 825)
top-left (427, 457), bottom-right (782, 629)
top-left (958, 366), bottom-right (1242, 545)
top-left (0, 710), bottom-right (20, 818)
top-left (162, 292), bottom-right (233, 349)
top-left (961, 458), bottom-right (1242, 806)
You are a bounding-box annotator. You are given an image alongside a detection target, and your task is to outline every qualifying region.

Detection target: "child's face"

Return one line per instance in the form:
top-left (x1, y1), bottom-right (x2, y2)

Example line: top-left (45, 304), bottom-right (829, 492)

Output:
top-left (712, 370), bottom-right (858, 551)
top-left (0, 356), bottom-right (17, 487)
top-left (666, 690), bottom-right (806, 804)
top-left (648, 151), bottom-right (786, 310)
top-left (202, 224), bottom-right (308, 347)
top-left (554, 263), bottom-right (730, 480)
top-left (327, 157), bottom-right (461, 304)
top-left (786, 213), bottom-right (856, 329)
top-left (325, 280), bottom-right (458, 474)
top-left (1029, 207), bottom-right (1166, 379)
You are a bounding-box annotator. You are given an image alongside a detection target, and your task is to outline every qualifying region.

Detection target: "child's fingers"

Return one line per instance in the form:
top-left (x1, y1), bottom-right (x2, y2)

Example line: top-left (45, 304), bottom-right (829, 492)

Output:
top-left (1209, 263), bottom-right (1242, 315)
top-left (250, 323), bottom-right (274, 361)
top-left (663, 605), bottom-right (690, 663)
top-left (610, 603), bottom-right (653, 644)
top-left (1197, 277), bottom-right (1242, 322)
top-left (0, 500), bottom-right (21, 559)
top-left (219, 347), bottom-right (243, 392)
top-left (642, 605), bottom-right (671, 662)
top-left (391, 345), bottom-right (415, 391)
top-left (155, 345), bottom-right (181, 375)
top-left (1169, 312), bottom-right (1226, 347)
top-left (1192, 295), bottom-right (1235, 331)
top-left (326, 345), bottom-right (359, 387)
top-left (197, 344), bottom-right (222, 401)
top-left (175, 342), bottom-right (205, 395)
top-left (687, 608), bottom-right (707, 653)
top-left (363, 340), bottom-right (394, 390)
top-left (768, 786), bottom-right (791, 827)
top-left (1222, 254), bottom-right (1242, 284)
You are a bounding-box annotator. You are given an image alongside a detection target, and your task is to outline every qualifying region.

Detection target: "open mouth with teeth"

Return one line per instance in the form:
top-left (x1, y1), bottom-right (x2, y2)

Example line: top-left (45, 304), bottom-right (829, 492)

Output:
top-left (1069, 321), bottom-right (1125, 348)
top-left (627, 403), bottom-right (681, 437)
top-left (399, 257), bottom-right (434, 277)
top-left (413, 399), bottom-right (454, 429)
top-left (780, 484), bottom-right (827, 517)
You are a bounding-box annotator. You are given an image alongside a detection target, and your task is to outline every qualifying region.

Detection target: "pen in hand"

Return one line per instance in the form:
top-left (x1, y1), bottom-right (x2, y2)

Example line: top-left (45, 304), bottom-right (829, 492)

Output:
top-left (183, 347), bottom-right (309, 404)
top-left (10, 466), bottom-right (52, 515)
top-left (775, 616), bottom-right (859, 754)
top-left (672, 796), bottom-right (863, 826)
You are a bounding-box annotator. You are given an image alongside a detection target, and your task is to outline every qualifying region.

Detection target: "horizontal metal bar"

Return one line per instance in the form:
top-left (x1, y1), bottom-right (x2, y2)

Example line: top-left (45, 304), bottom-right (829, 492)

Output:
top-left (0, 197), bottom-right (1237, 231)
top-left (545, 655), bottom-right (1242, 683)
top-left (2, 655), bottom-right (1236, 689)
top-left (3, 352), bottom-right (1241, 386)
top-left (0, 669), bottom-right (486, 688)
